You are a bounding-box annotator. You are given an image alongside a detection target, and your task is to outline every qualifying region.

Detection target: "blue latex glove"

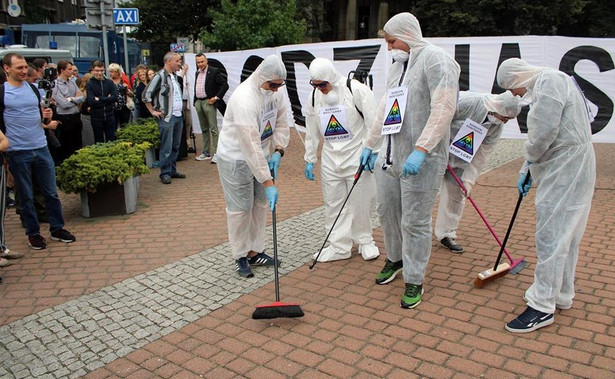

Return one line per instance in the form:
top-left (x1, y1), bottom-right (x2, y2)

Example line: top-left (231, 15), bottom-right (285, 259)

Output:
top-left (402, 150), bottom-right (427, 177)
top-left (267, 152), bottom-right (282, 180)
top-left (359, 147), bottom-right (378, 171)
top-left (265, 186), bottom-right (279, 211)
top-left (304, 162), bottom-right (315, 181)
top-left (517, 172), bottom-right (533, 197)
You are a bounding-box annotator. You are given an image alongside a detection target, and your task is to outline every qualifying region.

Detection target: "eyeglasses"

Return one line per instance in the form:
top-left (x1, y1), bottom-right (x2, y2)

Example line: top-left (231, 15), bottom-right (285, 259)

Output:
top-left (488, 111), bottom-right (512, 121)
top-left (310, 80), bottom-right (329, 89)
top-left (267, 80), bottom-right (286, 89)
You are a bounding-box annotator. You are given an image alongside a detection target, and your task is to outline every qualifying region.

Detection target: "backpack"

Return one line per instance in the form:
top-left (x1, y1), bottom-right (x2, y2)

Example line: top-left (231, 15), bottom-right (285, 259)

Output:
top-left (311, 70), bottom-right (373, 120)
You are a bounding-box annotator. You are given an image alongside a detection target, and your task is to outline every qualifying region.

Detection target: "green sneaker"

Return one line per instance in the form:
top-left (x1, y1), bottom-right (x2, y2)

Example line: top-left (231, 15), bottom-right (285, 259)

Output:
top-left (401, 283), bottom-right (424, 309)
top-left (375, 259), bottom-right (403, 285)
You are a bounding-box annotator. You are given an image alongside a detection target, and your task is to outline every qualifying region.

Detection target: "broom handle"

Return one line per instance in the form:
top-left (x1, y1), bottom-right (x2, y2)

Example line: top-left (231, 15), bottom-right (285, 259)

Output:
top-left (494, 171), bottom-right (531, 271)
top-left (309, 163), bottom-right (365, 269)
top-left (272, 207), bottom-right (280, 302)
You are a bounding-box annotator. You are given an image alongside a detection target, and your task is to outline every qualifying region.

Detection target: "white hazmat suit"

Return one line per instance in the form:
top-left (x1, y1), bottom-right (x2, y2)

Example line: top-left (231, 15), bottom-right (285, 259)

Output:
top-left (304, 58), bottom-right (379, 261)
top-left (365, 13), bottom-right (460, 287)
top-left (435, 91), bottom-right (522, 245)
top-left (497, 58), bottom-right (596, 314)
top-left (217, 55), bottom-right (291, 260)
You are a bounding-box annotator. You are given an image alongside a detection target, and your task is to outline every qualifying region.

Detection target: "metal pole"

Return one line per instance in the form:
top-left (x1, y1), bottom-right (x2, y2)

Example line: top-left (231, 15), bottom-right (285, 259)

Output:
top-left (100, 1), bottom-right (110, 76)
top-left (123, 25), bottom-right (129, 76)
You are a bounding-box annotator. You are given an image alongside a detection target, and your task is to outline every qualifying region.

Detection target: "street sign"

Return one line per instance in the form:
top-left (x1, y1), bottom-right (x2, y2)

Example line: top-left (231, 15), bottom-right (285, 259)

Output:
top-left (142, 49), bottom-right (150, 57)
top-left (86, 8), bottom-right (114, 29)
top-left (84, 0), bottom-right (112, 6)
top-left (113, 8), bottom-right (139, 25)
top-left (170, 43), bottom-right (186, 52)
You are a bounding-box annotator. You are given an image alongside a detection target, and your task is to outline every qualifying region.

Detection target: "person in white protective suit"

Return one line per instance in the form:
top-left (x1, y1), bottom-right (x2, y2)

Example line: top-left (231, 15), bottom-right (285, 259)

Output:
top-left (304, 58), bottom-right (380, 262)
top-left (435, 91), bottom-right (522, 253)
top-left (217, 55), bottom-right (291, 279)
top-left (359, 12), bottom-right (460, 309)
top-left (497, 58), bottom-right (596, 333)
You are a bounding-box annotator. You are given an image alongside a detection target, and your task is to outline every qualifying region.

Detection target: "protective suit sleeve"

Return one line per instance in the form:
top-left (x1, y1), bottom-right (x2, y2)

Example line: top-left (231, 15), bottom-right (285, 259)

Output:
top-left (303, 98), bottom-right (320, 164)
top-left (272, 94), bottom-right (291, 150)
top-left (524, 77), bottom-right (565, 163)
top-left (365, 94), bottom-right (387, 151)
top-left (415, 51), bottom-right (460, 152)
top-left (351, 81), bottom-right (378, 145)
top-left (234, 102), bottom-right (273, 183)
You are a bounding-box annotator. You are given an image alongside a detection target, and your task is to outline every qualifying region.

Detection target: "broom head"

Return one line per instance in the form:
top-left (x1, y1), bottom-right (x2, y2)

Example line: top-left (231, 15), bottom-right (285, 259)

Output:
top-left (474, 262), bottom-right (511, 288)
top-left (252, 301), bottom-right (304, 319)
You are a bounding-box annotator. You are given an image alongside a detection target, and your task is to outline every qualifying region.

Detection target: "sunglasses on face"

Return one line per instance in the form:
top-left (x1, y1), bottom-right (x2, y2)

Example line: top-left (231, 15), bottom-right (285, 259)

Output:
top-left (309, 80), bottom-right (329, 89)
top-left (488, 111), bottom-right (512, 121)
top-left (267, 80), bottom-right (286, 89)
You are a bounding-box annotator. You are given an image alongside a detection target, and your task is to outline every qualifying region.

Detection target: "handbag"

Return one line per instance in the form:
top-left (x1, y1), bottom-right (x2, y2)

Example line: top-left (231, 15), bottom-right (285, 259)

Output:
top-left (126, 95), bottom-right (135, 111)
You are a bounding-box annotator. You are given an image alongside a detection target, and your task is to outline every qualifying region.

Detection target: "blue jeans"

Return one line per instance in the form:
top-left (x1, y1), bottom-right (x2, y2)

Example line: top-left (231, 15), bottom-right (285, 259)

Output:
top-left (157, 115), bottom-right (183, 179)
top-left (7, 147), bottom-right (65, 236)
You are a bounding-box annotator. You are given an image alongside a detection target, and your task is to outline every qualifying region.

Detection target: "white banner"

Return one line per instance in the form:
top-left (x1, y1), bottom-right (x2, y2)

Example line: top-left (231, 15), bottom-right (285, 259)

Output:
top-left (183, 36), bottom-right (615, 142)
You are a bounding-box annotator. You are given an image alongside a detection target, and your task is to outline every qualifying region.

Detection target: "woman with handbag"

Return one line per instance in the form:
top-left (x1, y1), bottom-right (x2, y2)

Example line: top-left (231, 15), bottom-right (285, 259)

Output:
top-left (109, 63), bottom-right (134, 128)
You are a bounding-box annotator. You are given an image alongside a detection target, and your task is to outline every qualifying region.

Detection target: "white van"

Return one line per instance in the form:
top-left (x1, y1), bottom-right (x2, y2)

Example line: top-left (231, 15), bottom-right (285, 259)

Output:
top-left (0, 45), bottom-right (73, 65)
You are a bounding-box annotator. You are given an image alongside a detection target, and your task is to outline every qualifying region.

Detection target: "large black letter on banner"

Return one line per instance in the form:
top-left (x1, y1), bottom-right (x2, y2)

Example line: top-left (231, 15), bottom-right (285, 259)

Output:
top-left (491, 43), bottom-right (530, 133)
top-left (455, 44), bottom-right (470, 91)
top-left (559, 46), bottom-right (614, 135)
top-left (333, 45), bottom-right (381, 74)
top-left (280, 51), bottom-right (316, 127)
top-left (241, 55), bottom-right (264, 83)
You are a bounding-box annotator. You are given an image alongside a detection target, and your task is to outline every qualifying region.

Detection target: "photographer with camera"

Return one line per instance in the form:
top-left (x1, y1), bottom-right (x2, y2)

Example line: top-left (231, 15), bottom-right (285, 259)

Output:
top-left (1, 53), bottom-right (75, 250)
top-left (86, 60), bottom-right (117, 143)
top-left (52, 60), bottom-right (84, 163)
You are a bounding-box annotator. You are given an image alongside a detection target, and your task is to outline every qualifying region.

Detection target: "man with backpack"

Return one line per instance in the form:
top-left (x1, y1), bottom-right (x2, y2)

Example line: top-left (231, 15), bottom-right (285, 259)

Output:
top-left (1, 53), bottom-right (75, 250)
top-left (304, 58), bottom-right (380, 262)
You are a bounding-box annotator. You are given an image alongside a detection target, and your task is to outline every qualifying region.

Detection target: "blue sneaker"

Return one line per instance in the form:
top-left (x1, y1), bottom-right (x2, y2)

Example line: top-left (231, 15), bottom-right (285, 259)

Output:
top-left (505, 306), bottom-right (554, 333)
top-left (235, 257), bottom-right (254, 278)
top-left (248, 252), bottom-right (279, 267)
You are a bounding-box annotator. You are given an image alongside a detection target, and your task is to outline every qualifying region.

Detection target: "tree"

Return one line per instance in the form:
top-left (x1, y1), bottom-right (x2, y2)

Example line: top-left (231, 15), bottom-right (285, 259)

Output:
top-left (200, 0), bottom-right (307, 51)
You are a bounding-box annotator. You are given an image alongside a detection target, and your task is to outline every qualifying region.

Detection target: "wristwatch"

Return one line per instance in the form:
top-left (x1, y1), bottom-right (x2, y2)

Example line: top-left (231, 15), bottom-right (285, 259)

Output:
top-left (274, 148), bottom-right (285, 157)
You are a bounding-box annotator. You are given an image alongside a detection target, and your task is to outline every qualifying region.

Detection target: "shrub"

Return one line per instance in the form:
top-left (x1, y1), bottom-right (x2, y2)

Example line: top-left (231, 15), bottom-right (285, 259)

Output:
top-left (116, 118), bottom-right (160, 147)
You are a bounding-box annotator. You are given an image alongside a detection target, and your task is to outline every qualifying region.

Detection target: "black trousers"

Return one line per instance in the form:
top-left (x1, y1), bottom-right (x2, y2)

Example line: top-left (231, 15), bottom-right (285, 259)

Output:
top-left (54, 112), bottom-right (83, 164)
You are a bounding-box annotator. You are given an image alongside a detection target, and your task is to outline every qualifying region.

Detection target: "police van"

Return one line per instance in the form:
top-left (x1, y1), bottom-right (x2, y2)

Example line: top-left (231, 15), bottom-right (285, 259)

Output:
top-left (0, 45), bottom-right (73, 65)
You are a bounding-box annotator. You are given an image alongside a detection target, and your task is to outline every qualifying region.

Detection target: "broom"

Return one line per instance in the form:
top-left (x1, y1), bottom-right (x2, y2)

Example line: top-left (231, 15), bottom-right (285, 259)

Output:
top-left (252, 204), bottom-right (304, 319)
top-left (474, 171), bottom-right (532, 288)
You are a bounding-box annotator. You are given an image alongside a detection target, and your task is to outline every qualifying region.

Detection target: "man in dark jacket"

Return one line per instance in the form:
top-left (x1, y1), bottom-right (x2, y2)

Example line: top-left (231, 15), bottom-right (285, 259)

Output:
top-left (193, 53), bottom-right (228, 163)
top-left (86, 60), bottom-right (117, 143)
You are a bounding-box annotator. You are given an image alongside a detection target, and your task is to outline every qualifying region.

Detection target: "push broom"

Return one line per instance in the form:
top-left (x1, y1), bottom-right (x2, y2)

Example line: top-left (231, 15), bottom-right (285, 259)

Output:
top-left (310, 163), bottom-right (366, 269)
top-left (473, 171), bottom-right (532, 288)
top-left (252, 203), bottom-right (304, 319)
top-left (446, 165), bottom-right (527, 274)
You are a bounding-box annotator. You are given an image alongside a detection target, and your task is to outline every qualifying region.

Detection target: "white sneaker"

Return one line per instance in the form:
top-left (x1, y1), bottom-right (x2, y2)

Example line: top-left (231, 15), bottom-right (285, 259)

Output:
top-left (195, 153), bottom-right (211, 161)
top-left (211, 154), bottom-right (218, 164)
top-left (359, 242), bottom-right (380, 260)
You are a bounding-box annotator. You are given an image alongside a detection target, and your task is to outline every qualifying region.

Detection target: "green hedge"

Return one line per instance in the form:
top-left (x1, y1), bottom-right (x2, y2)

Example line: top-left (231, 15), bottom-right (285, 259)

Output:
top-left (56, 141), bottom-right (151, 194)
top-left (116, 118), bottom-right (160, 148)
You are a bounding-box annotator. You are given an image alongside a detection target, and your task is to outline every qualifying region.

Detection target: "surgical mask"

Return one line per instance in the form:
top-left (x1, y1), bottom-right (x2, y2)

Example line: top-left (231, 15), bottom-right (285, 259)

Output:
top-left (487, 114), bottom-right (502, 125)
top-left (391, 49), bottom-right (409, 63)
top-left (520, 91), bottom-right (533, 105)
top-left (323, 91), bottom-right (338, 105)
top-left (259, 87), bottom-right (274, 97)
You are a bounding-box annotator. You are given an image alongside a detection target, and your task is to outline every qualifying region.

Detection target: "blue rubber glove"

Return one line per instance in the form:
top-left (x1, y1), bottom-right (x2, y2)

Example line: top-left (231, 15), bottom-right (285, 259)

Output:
top-left (359, 147), bottom-right (378, 172)
top-left (265, 186), bottom-right (279, 211)
top-left (304, 162), bottom-right (315, 181)
top-left (402, 150), bottom-right (427, 177)
top-left (517, 172), bottom-right (533, 197)
top-left (267, 152), bottom-right (282, 180)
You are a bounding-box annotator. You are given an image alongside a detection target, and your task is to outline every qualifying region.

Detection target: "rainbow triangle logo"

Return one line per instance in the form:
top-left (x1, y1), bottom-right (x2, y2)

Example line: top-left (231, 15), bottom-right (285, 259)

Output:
top-left (452, 132), bottom-right (474, 155)
top-left (324, 114), bottom-right (349, 136)
top-left (261, 120), bottom-right (273, 141)
top-left (384, 99), bottom-right (402, 125)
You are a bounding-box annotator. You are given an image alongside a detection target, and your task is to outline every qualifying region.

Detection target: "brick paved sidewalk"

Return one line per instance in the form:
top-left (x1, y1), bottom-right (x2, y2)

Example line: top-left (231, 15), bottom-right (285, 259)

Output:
top-left (1, 135), bottom-right (613, 378)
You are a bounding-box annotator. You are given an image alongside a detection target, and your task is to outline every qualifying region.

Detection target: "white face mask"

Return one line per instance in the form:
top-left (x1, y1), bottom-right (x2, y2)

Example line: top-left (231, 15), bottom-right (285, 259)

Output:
top-left (520, 91), bottom-right (533, 105)
top-left (487, 114), bottom-right (502, 125)
top-left (259, 87), bottom-right (274, 97)
top-left (391, 49), bottom-right (409, 63)
top-left (323, 91), bottom-right (338, 105)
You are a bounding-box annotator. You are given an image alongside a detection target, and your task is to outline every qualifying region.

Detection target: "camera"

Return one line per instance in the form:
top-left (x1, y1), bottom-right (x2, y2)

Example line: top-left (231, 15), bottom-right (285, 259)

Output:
top-left (38, 67), bottom-right (57, 108)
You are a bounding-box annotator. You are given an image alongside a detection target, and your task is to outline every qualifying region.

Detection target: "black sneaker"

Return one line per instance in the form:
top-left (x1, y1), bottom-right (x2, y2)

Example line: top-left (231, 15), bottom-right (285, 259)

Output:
top-left (50, 228), bottom-right (76, 243)
top-left (28, 234), bottom-right (47, 250)
top-left (401, 283), bottom-right (424, 309)
top-left (375, 259), bottom-right (403, 285)
top-left (161, 176), bottom-right (172, 184)
top-left (235, 257), bottom-right (254, 278)
top-left (440, 237), bottom-right (464, 253)
top-left (248, 252), bottom-right (279, 267)
top-left (505, 306), bottom-right (554, 333)
top-left (171, 172), bottom-right (186, 179)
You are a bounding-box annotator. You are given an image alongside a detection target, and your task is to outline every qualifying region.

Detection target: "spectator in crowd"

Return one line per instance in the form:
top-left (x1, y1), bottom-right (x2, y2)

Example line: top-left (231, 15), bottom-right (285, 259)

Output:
top-left (108, 63), bottom-right (133, 128)
top-left (86, 60), bottom-right (117, 142)
top-left (51, 60), bottom-right (84, 163)
top-left (193, 53), bottom-right (228, 164)
top-left (78, 73), bottom-right (95, 146)
top-left (31, 58), bottom-right (47, 81)
top-left (144, 52), bottom-right (187, 184)
top-left (134, 68), bottom-right (151, 119)
top-left (147, 69), bottom-right (156, 82)
top-left (2, 53), bottom-right (75, 250)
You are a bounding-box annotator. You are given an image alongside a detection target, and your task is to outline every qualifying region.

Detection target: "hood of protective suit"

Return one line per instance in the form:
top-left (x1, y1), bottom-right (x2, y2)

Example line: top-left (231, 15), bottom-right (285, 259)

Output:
top-left (383, 12), bottom-right (429, 50)
top-left (252, 55), bottom-right (287, 87)
top-left (483, 91), bottom-right (522, 119)
top-left (496, 58), bottom-right (545, 91)
top-left (309, 58), bottom-right (343, 84)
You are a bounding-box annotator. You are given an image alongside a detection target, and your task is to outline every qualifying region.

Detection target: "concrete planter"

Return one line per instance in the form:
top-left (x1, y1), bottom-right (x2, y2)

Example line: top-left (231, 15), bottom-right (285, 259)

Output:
top-left (80, 176), bottom-right (140, 218)
top-left (144, 147), bottom-right (156, 168)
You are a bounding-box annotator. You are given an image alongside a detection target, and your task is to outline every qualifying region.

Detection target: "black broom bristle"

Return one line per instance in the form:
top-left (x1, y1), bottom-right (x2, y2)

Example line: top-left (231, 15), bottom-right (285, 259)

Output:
top-left (252, 302), bottom-right (304, 319)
